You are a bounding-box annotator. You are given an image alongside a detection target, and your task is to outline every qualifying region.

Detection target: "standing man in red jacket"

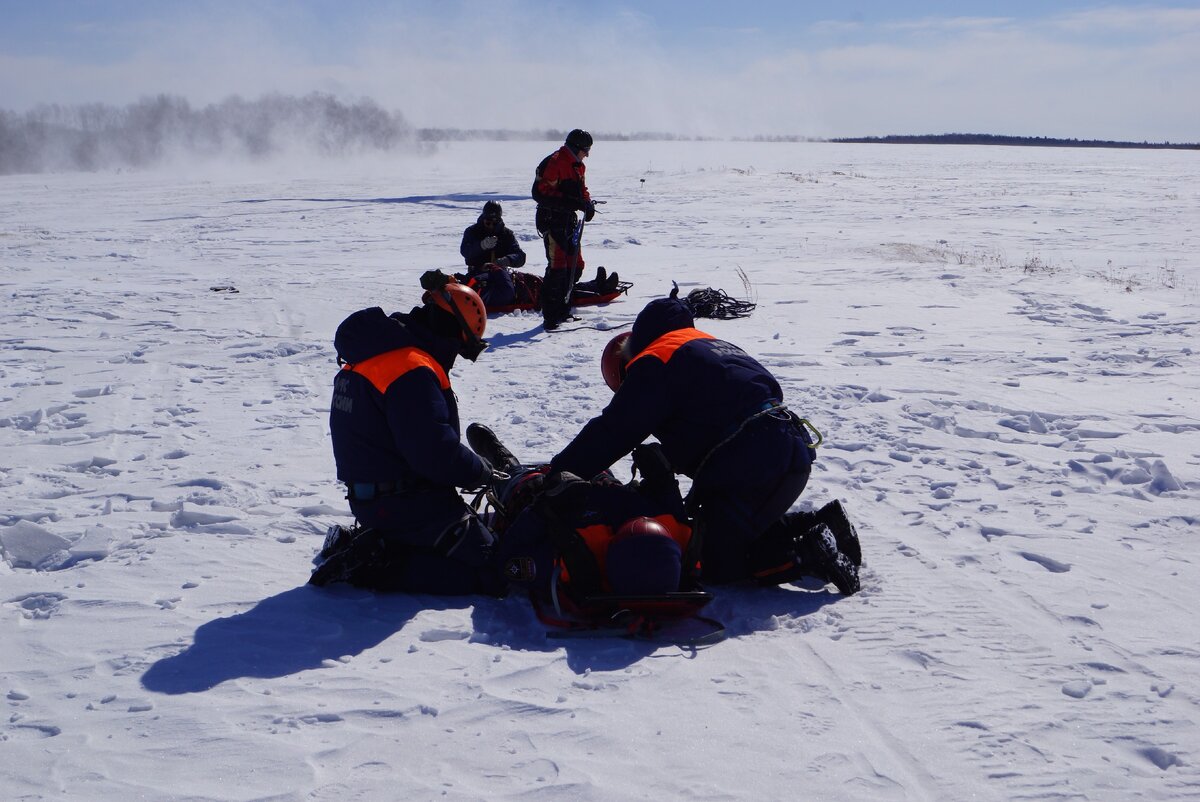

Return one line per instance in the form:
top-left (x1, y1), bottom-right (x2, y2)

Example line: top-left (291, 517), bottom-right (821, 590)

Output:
top-left (532, 128), bottom-right (596, 330)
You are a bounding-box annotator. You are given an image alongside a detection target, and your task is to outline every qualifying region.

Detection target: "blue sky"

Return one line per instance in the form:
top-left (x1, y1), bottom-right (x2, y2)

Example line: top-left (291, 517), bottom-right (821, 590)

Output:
top-left (2, 1), bottom-right (1198, 140)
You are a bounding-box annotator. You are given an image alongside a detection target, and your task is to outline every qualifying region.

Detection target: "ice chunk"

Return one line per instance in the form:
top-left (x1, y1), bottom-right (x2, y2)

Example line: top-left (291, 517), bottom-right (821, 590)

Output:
top-left (0, 521), bottom-right (73, 569)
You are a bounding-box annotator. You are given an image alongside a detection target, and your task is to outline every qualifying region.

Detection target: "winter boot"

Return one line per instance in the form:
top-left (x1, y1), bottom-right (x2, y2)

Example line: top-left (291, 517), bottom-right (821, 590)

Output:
top-left (798, 524), bottom-right (860, 596)
top-left (466, 423), bottom-right (521, 474)
top-left (317, 523), bottom-right (356, 561)
top-left (595, 266), bottom-right (607, 287)
top-left (815, 500), bottom-right (862, 566)
top-left (309, 526), bottom-right (385, 587)
top-left (747, 525), bottom-right (809, 586)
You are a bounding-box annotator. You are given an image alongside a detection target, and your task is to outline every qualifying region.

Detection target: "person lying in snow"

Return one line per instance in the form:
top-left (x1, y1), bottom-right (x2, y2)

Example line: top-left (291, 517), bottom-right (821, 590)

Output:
top-left (457, 199), bottom-right (619, 312)
top-left (548, 292), bottom-right (862, 594)
top-left (315, 271), bottom-right (505, 594)
top-left (466, 424), bottom-right (702, 611)
top-left (311, 417), bottom-right (699, 608)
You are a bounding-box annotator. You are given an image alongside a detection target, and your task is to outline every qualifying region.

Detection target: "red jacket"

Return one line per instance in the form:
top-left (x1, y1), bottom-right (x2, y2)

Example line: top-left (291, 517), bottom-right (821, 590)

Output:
top-left (533, 145), bottom-right (590, 212)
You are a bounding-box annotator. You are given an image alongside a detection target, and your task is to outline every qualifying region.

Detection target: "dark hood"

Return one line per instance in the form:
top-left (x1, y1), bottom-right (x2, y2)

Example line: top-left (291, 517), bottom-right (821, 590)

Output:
top-left (628, 298), bottom-right (695, 356)
top-left (334, 306), bottom-right (459, 370)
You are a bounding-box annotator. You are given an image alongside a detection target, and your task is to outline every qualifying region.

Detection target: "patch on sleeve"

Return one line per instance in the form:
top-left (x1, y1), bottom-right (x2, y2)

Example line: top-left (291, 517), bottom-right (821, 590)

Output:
top-left (504, 556), bottom-right (537, 583)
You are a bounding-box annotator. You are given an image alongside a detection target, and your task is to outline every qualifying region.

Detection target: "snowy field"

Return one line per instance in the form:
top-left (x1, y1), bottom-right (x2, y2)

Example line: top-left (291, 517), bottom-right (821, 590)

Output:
top-left (2, 140), bottom-right (1198, 801)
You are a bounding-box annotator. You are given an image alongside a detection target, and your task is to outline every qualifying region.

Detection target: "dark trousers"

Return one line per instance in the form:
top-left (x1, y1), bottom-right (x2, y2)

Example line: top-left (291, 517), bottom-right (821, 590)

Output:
top-left (693, 465), bottom-right (811, 583)
top-left (542, 227), bottom-right (583, 325)
top-left (348, 492), bottom-right (503, 595)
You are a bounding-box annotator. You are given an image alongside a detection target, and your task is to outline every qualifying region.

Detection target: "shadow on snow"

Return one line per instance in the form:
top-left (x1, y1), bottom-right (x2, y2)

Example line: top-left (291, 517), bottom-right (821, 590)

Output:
top-left (231, 192), bottom-right (529, 211)
top-left (141, 582), bottom-right (845, 692)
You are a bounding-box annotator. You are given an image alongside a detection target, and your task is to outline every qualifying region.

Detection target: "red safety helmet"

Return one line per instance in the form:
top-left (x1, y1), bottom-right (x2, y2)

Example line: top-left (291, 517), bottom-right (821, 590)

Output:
top-left (605, 517), bottom-right (682, 595)
top-left (424, 281), bottom-right (488, 360)
top-left (600, 332), bottom-right (632, 392)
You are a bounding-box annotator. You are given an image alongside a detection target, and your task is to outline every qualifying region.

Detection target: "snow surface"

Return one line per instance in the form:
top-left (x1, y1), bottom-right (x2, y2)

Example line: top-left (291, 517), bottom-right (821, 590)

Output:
top-left (2, 141), bottom-right (1198, 801)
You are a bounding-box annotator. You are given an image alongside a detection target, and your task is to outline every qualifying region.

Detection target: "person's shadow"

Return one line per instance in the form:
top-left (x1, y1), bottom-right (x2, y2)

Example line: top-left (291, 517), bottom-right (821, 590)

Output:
top-left (142, 581), bottom-right (847, 693)
top-left (141, 584), bottom-right (466, 694)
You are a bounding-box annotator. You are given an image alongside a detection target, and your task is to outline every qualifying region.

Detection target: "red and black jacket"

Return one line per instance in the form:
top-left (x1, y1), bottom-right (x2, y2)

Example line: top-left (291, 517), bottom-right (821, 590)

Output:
top-left (532, 145), bottom-right (591, 232)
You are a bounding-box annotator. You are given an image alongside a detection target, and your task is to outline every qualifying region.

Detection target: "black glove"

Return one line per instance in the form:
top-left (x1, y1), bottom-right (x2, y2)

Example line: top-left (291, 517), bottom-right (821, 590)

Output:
top-left (463, 456), bottom-right (496, 492)
top-left (420, 269), bottom-right (451, 292)
top-left (537, 471), bottom-right (590, 521)
top-left (583, 201), bottom-right (596, 222)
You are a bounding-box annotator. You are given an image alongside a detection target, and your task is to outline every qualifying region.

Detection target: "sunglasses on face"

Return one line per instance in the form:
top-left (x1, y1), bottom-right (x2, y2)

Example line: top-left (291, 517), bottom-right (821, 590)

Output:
top-left (483, 216), bottom-right (500, 225)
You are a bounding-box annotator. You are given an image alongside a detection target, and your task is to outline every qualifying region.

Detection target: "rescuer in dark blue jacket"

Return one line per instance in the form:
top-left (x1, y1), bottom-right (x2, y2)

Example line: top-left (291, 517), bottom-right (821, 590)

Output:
top-left (460, 200), bottom-right (526, 271)
top-left (458, 201), bottom-right (526, 309)
top-left (316, 274), bottom-right (504, 595)
top-left (549, 295), bottom-right (860, 592)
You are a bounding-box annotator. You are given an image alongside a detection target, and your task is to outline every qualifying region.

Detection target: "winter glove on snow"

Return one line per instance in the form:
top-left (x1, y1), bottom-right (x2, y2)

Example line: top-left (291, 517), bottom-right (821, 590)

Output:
top-left (420, 269), bottom-right (451, 291)
top-left (583, 201), bottom-right (596, 222)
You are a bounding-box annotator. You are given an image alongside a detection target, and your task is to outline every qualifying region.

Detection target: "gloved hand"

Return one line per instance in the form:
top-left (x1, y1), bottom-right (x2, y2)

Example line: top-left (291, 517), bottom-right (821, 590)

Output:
top-left (480, 235), bottom-right (498, 250)
top-left (494, 256), bottom-right (511, 268)
top-left (420, 269), bottom-right (451, 291)
top-left (463, 456), bottom-right (496, 492)
top-left (583, 201), bottom-right (596, 223)
top-left (537, 471), bottom-right (591, 522)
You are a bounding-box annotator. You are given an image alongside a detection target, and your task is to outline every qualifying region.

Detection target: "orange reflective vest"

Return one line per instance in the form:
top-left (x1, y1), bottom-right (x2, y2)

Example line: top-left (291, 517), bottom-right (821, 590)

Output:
top-left (343, 347), bottom-right (449, 394)
top-left (627, 328), bottom-right (715, 370)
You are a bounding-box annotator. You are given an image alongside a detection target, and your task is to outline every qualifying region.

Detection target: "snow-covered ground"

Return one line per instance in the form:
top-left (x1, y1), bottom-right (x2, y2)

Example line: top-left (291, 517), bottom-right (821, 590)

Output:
top-left (2, 141), bottom-right (1198, 801)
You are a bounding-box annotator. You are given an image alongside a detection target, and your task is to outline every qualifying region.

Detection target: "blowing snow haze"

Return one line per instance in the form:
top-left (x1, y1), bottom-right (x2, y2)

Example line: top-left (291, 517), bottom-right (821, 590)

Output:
top-left (0, 94), bottom-right (422, 175)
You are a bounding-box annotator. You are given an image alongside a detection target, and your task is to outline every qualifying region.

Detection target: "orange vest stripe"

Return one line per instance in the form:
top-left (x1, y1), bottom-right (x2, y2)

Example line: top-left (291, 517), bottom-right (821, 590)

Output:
top-left (344, 347), bottom-right (450, 394)
top-left (627, 328), bottom-right (714, 369)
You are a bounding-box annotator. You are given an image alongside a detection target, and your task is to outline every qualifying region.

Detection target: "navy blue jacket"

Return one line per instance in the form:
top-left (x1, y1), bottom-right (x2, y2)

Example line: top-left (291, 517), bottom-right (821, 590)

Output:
top-left (330, 306), bottom-right (486, 490)
top-left (552, 298), bottom-right (808, 492)
top-left (460, 214), bottom-right (527, 270)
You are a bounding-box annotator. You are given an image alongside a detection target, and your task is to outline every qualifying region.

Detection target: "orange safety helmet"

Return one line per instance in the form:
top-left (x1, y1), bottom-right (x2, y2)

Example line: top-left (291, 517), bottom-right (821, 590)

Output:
top-left (424, 281), bottom-right (488, 360)
top-left (600, 332), bottom-right (632, 392)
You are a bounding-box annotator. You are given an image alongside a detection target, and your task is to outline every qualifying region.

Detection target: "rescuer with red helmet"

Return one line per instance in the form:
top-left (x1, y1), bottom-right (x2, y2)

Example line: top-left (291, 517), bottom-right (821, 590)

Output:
top-left (553, 293), bottom-right (861, 594)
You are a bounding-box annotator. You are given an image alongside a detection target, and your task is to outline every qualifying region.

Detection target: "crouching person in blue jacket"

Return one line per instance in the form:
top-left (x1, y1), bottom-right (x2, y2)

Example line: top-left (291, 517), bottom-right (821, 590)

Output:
top-left (312, 271), bottom-right (505, 595)
top-left (549, 293), bottom-right (862, 594)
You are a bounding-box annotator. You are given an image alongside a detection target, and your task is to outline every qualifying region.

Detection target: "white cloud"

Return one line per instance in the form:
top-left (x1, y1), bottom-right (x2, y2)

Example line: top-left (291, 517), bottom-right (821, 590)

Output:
top-left (2, 4), bottom-right (1197, 142)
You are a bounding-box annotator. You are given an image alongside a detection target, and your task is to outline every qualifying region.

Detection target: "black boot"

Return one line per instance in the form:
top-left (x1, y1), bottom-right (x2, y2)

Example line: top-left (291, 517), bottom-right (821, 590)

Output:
top-left (747, 525), bottom-right (808, 586)
top-left (309, 527), bottom-right (385, 587)
top-left (815, 500), bottom-right (862, 566)
top-left (466, 423), bottom-right (521, 474)
top-left (798, 524), bottom-right (860, 596)
top-left (595, 266), bottom-right (607, 286)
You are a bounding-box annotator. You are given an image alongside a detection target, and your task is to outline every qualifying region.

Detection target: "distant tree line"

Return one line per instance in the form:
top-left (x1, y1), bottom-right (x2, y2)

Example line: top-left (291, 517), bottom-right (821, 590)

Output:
top-left (7, 95), bottom-right (1195, 175)
top-left (828, 133), bottom-right (1199, 150)
top-left (0, 93), bottom-right (416, 175)
top-left (414, 128), bottom-right (707, 142)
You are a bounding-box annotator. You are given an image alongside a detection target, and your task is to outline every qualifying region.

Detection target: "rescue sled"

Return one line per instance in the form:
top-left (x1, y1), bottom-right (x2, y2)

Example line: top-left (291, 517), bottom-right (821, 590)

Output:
top-left (485, 280), bottom-right (632, 315)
